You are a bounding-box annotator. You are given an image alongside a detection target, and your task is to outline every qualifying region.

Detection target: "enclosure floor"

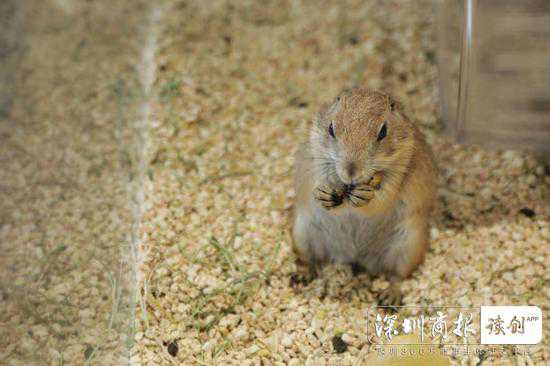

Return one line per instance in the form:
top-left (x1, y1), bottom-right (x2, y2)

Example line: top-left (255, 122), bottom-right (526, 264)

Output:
top-left (131, 1), bottom-right (549, 365)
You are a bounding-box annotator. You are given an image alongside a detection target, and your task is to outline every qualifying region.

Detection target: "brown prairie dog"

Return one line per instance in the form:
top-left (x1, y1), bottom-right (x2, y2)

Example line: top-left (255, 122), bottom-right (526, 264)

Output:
top-left (292, 87), bottom-right (437, 306)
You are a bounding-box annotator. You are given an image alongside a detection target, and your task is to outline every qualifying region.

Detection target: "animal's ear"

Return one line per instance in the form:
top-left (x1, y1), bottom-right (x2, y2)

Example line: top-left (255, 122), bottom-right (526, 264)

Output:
top-left (388, 97), bottom-right (402, 112)
top-left (336, 88), bottom-right (352, 103)
top-left (318, 102), bottom-right (331, 117)
top-left (312, 102), bottom-right (331, 127)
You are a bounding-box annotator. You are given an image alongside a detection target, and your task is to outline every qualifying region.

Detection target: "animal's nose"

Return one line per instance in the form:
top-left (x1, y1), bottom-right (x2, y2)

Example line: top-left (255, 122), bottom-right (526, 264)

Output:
top-left (345, 162), bottom-right (356, 179)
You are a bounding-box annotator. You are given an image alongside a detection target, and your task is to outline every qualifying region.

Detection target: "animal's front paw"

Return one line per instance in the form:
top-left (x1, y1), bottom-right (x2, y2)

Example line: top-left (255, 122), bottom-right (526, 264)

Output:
top-left (314, 185), bottom-right (344, 210)
top-left (347, 173), bottom-right (383, 207)
top-left (347, 183), bottom-right (375, 207)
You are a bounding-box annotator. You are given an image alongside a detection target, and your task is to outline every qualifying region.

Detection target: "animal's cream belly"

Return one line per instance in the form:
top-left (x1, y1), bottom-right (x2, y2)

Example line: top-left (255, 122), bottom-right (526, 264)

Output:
top-left (308, 203), bottom-right (404, 274)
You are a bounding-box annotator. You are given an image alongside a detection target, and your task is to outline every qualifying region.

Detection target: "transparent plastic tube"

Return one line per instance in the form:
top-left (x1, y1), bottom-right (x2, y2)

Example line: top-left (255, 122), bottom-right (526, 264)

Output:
top-left (438, 0), bottom-right (550, 154)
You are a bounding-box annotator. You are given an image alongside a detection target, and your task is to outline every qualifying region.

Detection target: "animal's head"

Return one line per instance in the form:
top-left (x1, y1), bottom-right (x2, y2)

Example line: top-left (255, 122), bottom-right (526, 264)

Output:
top-left (309, 87), bottom-right (416, 188)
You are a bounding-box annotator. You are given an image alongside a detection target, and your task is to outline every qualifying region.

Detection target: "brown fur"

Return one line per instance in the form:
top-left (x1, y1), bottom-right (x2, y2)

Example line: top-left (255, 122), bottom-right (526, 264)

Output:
top-left (292, 87), bottom-right (437, 305)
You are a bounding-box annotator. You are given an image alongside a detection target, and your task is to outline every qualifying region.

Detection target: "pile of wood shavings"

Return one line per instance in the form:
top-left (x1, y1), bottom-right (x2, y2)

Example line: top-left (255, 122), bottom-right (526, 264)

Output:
top-left (132, 1), bottom-right (549, 364)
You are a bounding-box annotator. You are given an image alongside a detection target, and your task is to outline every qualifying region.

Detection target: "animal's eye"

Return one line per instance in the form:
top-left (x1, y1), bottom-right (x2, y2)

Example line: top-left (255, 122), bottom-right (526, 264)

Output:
top-left (377, 123), bottom-right (387, 141)
top-left (328, 123), bottom-right (335, 138)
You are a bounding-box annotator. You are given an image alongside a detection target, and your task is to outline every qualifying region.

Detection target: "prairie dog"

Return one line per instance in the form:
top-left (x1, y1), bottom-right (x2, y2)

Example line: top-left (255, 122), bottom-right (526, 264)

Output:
top-left (292, 87), bottom-right (437, 306)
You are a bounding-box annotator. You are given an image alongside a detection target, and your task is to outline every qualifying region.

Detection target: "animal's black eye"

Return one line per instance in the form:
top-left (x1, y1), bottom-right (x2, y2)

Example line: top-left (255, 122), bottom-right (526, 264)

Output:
top-left (328, 123), bottom-right (335, 138)
top-left (377, 123), bottom-right (387, 141)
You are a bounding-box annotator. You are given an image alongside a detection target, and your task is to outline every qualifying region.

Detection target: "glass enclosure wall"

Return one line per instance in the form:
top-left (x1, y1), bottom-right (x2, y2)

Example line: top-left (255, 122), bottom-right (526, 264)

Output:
top-left (0, 1), bottom-right (147, 364)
